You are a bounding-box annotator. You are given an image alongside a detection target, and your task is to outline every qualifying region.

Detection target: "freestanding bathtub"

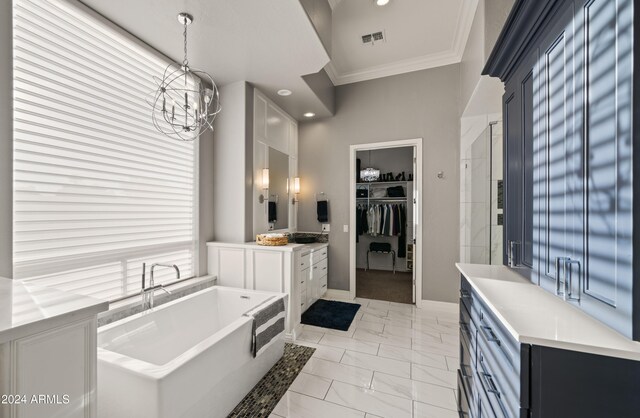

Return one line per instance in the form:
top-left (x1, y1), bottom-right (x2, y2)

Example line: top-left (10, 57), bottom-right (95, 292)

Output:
top-left (97, 286), bottom-right (286, 418)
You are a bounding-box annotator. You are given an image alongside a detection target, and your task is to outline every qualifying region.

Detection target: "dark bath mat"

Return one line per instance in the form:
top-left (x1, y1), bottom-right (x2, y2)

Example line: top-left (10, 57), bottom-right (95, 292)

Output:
top-left (227, 343), bottom-right (315, 418)
top-left (301, 299), bottom-right (361, 331)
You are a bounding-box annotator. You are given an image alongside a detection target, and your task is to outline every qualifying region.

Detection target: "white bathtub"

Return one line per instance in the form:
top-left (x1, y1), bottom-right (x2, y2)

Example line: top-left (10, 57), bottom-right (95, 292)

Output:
top-left (97, 286), bottom-right (286, 418)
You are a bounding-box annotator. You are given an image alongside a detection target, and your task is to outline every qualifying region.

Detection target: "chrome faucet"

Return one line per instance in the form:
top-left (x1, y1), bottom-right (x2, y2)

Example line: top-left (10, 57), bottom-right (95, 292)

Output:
top-left (140, 262), bottom-right (179, 309)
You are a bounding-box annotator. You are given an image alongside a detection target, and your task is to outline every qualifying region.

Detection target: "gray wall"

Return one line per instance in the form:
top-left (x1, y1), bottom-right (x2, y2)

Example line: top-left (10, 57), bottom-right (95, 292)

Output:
top-left (299, 0), bottom-right (332, 56)
top-left (298, 65), bottom-right (461, 303)
top-left (0, 1), bottom-right (12, 278)
top-left (459, 0), bottom-right (514, 116)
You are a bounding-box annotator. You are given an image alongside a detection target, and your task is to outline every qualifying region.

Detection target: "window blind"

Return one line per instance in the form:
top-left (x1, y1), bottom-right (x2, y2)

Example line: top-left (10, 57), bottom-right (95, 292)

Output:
top-left (13, 0), bottom-right (198, 300)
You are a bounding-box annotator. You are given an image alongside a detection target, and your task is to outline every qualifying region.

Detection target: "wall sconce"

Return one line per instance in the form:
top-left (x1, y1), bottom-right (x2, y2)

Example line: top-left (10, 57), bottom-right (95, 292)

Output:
top-left (292, 177), bottom-right (300, 204)
top-left (259, 168), bottom-right (269, 203)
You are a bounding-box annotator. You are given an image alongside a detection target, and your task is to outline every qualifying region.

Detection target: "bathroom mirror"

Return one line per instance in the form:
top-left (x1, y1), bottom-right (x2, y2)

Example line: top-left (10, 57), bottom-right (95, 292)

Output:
top-left (268, 147), bottom-right (289, 230)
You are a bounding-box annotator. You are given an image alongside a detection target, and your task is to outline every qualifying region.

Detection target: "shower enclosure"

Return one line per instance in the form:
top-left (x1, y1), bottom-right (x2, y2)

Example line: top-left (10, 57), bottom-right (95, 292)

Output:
top-left (461, 122), bottom-right (503, 265)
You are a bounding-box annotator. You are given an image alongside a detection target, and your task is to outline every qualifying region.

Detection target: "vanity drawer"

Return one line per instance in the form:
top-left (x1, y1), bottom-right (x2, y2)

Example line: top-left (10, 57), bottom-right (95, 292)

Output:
top-left (479, 302), bottom-right (519, 375)
top-left (300, 290), bottom-right (307, 312)
top-left (311, 247), bottom-right (328, 264)
top-left (312, 258), bottom-right (328, 277)
top-left (319, 275), bottom-right (327, 295)
top-left (477, 327), bottom-right (520, 418)
top-left (458, 369), bottom-right (473, 418)
top-left (459, 324), bottom-right (475, 401)
top-left (461, 276), bottom-right (481, 325)
top-left (300, 252), bottom-right (311, 270)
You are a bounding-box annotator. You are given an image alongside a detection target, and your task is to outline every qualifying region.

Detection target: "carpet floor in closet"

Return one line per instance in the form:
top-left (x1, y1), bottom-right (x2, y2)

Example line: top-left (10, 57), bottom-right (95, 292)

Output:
top-left (356, 268), bottom-right (413, 304)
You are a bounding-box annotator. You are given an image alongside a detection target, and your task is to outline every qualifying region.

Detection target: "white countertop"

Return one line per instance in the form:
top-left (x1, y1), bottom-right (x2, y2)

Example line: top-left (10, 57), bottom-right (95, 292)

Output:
top-left (0, 277), bottom-right (109, 343)
top-left (456, 263), bottom-right (640, 361)
top-left (206, 241), bottom-right (328, 252)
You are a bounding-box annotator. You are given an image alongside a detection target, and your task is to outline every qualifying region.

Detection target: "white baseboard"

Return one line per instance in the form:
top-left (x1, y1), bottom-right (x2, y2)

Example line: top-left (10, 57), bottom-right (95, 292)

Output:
top-left (324, 289), bottom-right (352, 301)
top-left (418, 299), bottom-right (459, 312)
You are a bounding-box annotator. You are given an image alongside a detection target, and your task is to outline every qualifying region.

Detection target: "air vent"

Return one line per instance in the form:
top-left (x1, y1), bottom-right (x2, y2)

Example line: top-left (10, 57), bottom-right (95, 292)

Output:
top-left (372, 31), bottom-right (384, 41)
top-left (361, 30), bottom-right (385, 45)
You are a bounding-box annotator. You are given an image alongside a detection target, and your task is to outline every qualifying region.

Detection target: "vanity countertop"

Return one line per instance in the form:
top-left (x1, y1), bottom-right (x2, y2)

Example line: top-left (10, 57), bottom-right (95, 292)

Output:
top-left (0, 277), bottom-right (108, 343)
top-left (206, 241), bottom-right (328, 252)
top-left (456, 263), bottom-right (640, 361)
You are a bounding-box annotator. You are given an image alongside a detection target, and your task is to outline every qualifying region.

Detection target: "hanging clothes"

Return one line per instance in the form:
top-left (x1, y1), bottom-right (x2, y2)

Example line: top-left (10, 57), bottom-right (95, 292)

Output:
top-left (398, 204), bottom-right (407, 258)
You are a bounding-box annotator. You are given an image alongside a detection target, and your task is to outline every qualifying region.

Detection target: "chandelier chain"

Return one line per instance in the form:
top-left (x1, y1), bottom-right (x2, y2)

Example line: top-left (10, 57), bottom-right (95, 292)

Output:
top-left (182, 20), bottom-right (188, 67)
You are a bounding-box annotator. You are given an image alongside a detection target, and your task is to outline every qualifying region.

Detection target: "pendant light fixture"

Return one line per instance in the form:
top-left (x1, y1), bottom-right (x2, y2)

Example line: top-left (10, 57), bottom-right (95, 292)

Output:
top-left (148, 12), bottom-right (221, 141)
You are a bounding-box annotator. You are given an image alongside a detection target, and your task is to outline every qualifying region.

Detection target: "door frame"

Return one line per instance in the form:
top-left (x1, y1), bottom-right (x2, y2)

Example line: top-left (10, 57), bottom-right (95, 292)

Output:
top-left (348, 138), bottom-right (423, 306)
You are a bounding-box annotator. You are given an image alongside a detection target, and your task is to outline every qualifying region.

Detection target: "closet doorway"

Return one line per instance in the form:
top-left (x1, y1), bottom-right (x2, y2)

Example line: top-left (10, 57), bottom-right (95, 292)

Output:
top-left (349, 139), bottom-right (422, 305)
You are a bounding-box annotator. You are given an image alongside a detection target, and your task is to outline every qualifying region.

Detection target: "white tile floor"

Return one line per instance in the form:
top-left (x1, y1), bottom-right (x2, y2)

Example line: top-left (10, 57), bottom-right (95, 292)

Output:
top-left (272, 297), bottom-right (460, 418)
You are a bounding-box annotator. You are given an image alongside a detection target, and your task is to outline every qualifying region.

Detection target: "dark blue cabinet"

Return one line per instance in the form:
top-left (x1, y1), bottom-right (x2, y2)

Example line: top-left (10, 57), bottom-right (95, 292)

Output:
top-left (484, 0), bottom-right (638, 340)
top-left (576, 0), bottom-right (634, 339)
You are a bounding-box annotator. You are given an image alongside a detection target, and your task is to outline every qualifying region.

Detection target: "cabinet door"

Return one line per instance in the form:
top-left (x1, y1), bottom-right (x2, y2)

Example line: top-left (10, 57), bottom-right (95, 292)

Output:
top-left (303, 267), bottom-right (313, 307)
top-left (574, 0), bottom-right (633, 338)
top-left (503, 83), bottom-right (522, 266)
top-left (536, 4), bottom-right (580, 294)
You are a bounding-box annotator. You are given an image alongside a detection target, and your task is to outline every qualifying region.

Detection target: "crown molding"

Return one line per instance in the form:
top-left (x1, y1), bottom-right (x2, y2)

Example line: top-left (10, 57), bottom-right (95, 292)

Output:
top-left (326, 0), bottom-right (479, 86)
top-left (325, 49), bottom-right (461, 86)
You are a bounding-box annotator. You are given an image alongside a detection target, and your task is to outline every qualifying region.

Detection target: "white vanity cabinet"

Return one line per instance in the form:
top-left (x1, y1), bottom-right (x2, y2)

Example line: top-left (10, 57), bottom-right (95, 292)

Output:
top-left (0, 278), bottom-right (108, 418)
top-left (308, 245), bottom-right (328, 304)
top-left (207, 241), bottom-right (328, 340)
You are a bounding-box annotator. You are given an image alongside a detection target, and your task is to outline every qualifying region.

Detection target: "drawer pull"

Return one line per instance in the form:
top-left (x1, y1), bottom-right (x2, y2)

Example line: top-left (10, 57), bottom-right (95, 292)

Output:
top-left (301, 303), bottom-right (304, 307)
top-left (321, 284), bottom-right (326, 288)
top-left (459, 321), bottom-right (470, 335)
top-left (300, 280), bottom-right (304, 284)
top-left (480, 325), bottom-right (501, 346)
top-left (322, 267), bottom-right (327, 270)
top-left (460, 289), bottom-right (471, 298)
top-left (481, 372), bottom-right (500, 396)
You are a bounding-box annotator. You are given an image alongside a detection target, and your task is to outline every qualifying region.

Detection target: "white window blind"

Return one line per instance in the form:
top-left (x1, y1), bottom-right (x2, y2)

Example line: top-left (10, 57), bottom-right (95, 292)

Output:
top-left (13, 0), bottom-right (198, 301)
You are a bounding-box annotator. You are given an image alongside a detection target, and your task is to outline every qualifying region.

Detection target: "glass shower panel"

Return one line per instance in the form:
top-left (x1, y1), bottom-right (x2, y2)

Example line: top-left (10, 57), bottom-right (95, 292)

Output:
top-left (461, 122), bottom-right (503, 265)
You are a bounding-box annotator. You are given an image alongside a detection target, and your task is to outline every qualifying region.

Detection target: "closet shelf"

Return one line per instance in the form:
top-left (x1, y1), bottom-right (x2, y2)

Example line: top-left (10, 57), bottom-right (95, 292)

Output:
top-left (356, 197), bottom-right (408, 202)
top-left (356, 181), bottom-right (413, 186)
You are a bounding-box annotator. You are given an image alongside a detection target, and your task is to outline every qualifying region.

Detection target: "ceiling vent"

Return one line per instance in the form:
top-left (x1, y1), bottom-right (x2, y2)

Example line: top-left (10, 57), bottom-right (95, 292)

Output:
top-left (361, 30), bottom-right (385, 45)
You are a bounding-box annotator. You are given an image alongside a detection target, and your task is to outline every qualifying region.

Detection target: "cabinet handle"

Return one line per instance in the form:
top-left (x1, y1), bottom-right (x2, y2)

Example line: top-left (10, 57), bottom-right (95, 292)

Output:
top-left (301, 303), bottom-right (304, 307)
top-left (554, 256), bottom-right (570, 297)
top-left (481, 371), bottom-right (500, 395)
top-left (322, 267), bottom-right (327, 270)
top-left (565, 259), bottom-right (581, 302)
top-left (300, 280), bottom-right (304, 284)
top-left (460, 289), bottom-right (471, 298)
top-left (480, 325), bottom-right (501, 346)
top-left (321, 284), bottom-right (326, 288)
top-left (508, 241), bottom-right (520, 267)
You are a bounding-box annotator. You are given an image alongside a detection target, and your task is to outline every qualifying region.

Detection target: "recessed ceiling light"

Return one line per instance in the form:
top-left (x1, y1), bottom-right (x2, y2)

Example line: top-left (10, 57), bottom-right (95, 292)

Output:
top-left (376, 0), bottom-right (390, 5)
top-left (304, 112), bottom-right (315, 118)
top-left (277, 89), bottom-right (292, 96)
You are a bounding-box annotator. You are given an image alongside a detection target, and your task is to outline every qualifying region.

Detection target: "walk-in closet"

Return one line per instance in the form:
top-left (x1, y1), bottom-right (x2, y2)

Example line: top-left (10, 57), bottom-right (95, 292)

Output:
top-left (355, 147), bottom-right (415, 303)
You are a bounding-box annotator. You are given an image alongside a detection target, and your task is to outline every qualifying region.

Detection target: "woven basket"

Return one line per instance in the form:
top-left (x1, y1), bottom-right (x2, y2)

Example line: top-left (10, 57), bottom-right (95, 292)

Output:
top-left (256, 234), bottom-right (288, 246)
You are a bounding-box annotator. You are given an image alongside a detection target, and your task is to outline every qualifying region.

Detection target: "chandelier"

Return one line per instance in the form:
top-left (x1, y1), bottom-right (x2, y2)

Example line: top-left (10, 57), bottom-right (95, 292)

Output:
top-left (148, 13), bottom-right (221, 141)
top-left (360, 167), bottom-right (380, 182)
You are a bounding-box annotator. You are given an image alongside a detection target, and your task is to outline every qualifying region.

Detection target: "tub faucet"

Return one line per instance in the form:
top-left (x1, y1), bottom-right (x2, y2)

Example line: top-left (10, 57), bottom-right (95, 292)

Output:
top-left (140, 263), bottom-right (178, 309)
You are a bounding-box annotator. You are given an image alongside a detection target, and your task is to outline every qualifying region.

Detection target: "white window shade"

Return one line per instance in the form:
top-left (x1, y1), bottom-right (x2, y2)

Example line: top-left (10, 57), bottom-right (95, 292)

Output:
top-left (13, 0), bottom-right (198, 300)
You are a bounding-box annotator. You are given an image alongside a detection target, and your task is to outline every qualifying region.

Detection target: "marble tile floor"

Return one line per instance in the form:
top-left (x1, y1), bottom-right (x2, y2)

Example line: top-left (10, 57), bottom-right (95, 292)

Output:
top-left (272, 297), bottom-right (460, 418)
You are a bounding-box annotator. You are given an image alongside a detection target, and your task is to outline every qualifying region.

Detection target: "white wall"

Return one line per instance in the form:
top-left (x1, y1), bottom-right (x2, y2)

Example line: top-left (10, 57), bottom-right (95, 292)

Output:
top-left (212, 81), bottom-right (254, 243)
top-left (299, 64), bottom-right (461, 303)
top-left (0, 1), bottom-right (12, 278)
